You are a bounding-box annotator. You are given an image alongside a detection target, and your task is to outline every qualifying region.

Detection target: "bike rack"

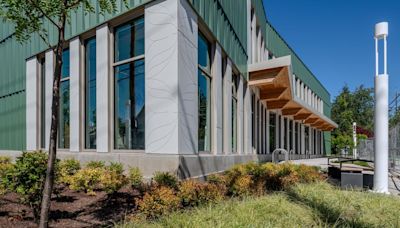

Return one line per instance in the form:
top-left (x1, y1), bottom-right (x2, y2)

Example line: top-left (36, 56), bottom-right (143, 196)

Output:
top-left (272, 148), bottom-right (289, 163)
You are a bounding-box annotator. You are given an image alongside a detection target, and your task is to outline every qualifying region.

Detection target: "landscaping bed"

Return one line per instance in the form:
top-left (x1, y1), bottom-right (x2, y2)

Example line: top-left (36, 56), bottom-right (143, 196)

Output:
top-left (0, 186), bottom-right (138, 228)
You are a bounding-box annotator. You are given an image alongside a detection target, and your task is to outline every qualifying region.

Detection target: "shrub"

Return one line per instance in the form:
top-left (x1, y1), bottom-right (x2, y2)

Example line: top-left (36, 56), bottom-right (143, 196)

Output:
top-left (230, 174), bottom-right (253, 197)
top-left (69, 167), bottom-right (102, 195)
top-left (136, 186), bottom-right (181, 219)
top-left (2, 151), bottom-right (49, 220)
top-left (107, 162), bottom-right (124, 175)
top-left (0, 162), bottom-right (14, 194)
top-left (86, 160), bottom-right (105, 169)
top-left (128, 167), bottom-right (143, 190)
top-left (206, 173), bottom-right (228, 195)
top-left (179, 180), bottom-right (225, 207)
top-left (153, 172), bottom-right (178, 189)
top-left (57, 158), bottom-right (81, 185)
top-left (100, 168), bottom-right (127, 194)
top-left (0, 156), bottom-right (11, 164)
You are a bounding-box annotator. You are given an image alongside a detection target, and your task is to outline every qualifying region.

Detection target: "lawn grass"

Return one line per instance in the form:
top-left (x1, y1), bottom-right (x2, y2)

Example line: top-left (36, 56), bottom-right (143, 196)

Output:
top-left (119, 182), bottom-right (400, 228)
top-left (290, 182), bottom-right (400, 227)
top-left (119, 194), bottom-right (321, 228)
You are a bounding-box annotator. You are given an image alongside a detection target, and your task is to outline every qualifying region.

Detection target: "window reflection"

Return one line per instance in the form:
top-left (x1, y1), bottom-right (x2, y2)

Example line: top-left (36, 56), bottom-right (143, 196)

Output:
top-left (114, 17), bottom-right (145, 150)
top-left (114, 60), bottom-right (145, 149)
top-left (85, 38), bottom-right (96, 149)
top-left (198, 33), bottom-right (212, 152)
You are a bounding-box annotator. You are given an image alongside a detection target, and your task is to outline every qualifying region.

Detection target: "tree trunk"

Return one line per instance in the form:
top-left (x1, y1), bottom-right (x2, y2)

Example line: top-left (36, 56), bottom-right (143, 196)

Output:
top-left (39, 23), bottom-right (65, 228)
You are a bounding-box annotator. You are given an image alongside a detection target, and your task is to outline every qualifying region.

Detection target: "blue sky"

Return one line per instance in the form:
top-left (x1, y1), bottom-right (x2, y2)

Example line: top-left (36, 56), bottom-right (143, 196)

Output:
top-left (264, 0), bottom-right (400, 101)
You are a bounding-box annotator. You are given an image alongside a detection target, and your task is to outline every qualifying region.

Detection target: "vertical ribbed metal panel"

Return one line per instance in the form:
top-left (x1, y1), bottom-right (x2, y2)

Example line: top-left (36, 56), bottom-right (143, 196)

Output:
top-left (189, 0), bottom-right (248, 75)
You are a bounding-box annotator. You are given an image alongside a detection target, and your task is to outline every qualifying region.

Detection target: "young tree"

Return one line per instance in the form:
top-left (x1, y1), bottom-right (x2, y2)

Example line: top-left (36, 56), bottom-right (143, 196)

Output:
top-left (0, 1), bottom-right (124, 227)
top-left (331, 85), bottom-right (374, 153)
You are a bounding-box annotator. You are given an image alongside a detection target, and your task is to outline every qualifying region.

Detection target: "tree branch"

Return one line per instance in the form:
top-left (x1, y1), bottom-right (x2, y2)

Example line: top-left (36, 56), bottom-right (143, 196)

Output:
top-left (27, 0), bottom-right (61, 30)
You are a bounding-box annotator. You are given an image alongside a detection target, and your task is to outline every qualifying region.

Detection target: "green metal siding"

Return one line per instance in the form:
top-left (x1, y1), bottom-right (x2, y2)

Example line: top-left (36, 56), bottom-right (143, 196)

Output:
top-left (188, 0), bottom-right (248, 74)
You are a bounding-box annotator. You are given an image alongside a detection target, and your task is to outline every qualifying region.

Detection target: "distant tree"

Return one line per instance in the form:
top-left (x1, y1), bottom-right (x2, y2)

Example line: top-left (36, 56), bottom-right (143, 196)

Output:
top-left (0, 1), bottom-right (124, 227)
top-left (331, 85), bottom-right (374, 153)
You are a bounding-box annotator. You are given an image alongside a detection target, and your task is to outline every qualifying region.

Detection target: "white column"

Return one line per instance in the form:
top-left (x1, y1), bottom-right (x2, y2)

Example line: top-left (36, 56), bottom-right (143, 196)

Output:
top-left (244, 83), bottom-right (252, 154)
top-left (301, 125), bottom-right (305, 155)
top-left (275, 114), bottom-right (279, 149)
top-left (237, 76), bottom-right (244, 154)
top-left (212, 45), bottom-right (223, 154)
top-left (69, 38), bottom-right (81, 152)
top-left (145, 0), bottom-right (198, 154)
top-left (96, 24), bottom-right (110, 153)
top-left (223, 60), bottom-right (232, 154)
top-left (26, 57), bottom-right (38, 151)
top-left (292, 119), bottom-right (295, 154)
top-left (45, 50), bottom-right (54, 150)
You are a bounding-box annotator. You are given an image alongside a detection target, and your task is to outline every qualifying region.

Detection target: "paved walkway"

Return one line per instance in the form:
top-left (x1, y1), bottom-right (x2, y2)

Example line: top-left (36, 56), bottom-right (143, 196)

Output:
top-left (288, 158), bottom-right (400, 195)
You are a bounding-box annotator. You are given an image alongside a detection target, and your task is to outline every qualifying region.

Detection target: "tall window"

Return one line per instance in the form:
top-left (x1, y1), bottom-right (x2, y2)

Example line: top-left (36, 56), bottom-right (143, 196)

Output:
top-left (114, 17), bottom-right (145, 150)
top-left (251, 94), bottom-right (255, 149)
top-left (85, 37), bottom-right (96, 149)
top-left (289, 120), bottom-right (293, 152)
top-left (295, 122), bottom-right (299, 154)
top-left (283, 118), bottom-right (287, 150)
top-left (305, 127), bottom-right (310, 154)
top-left (40, 58), bottom-right (46, 148)
top-left (198, 33), bottom-right (212, 152)
top-left (269, 112), bottom-right (276, 152)
top-left (232, 74), bottom-right (238, 153)
top-left (278, 115), bottom-right (281, 148)
top-left (59, 49), bottom-right (70, 149)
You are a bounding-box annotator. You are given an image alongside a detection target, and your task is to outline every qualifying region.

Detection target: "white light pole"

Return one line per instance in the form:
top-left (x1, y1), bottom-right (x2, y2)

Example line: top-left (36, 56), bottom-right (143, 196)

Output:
top-left (374, 22), bottom-right (389, 193)
top-left (353, 122), bottom-right (357, 159)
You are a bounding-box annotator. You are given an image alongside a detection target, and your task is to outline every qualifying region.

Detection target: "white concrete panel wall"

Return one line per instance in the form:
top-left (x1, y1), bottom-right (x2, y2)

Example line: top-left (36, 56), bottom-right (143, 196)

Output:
top-left (69, 38), bottom-right (81, 152)
top-left (223, 60), bottom-right (232, 154)
top-left (244, 83), bottom-right (252, 154)
top-left (45, 51), bottom-right (54, 150)
top-left (211, 45), bottom-right (223, 154)
top-left (145, 0), bottom-right (198, 154)
top-left (96, 24), bottom-right (110, 153)
top-left (26, 58), bottom-right (38, 151)
top-left (177, 0), bottom-right (198, 154)
top-left (237, 77), bottom-right (244, 154)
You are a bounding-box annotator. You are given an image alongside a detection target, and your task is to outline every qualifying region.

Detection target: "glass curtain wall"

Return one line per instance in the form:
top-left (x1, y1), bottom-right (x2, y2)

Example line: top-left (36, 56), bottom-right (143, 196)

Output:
top-left (114, 17), bottom-right (145, 150)
top-left (58, 49), bottom-right (70, 149)
top-left (85, 37), bottom-right (97, 149)
top-left (232, 74), bottom-right (238, 153)
top-left (198, 33), bottom-right (212, 152)
top-left (269, 112), bottom-right (276, 152)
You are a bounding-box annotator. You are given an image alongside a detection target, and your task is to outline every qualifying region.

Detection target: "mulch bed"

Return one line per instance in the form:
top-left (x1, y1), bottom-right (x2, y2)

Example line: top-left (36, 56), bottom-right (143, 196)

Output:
top-left (0, 186), bottom-right (139, 228)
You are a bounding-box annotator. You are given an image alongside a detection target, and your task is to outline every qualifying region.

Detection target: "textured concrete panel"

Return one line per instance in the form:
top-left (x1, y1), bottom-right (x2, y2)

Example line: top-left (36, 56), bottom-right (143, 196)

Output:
top-left (45, 51), bottom-right (54, 150)
top-left (96, 24), bottom-right (110, 153)
top-left (177, 0), bottom-right (198, 155)
top-left (69, 38), bottom-right (81, 152)
top-left (237, 76), bottom-right (244, 154)
top-left (211, 44), bottom-right (223, 154)
top-left (223, 60), bottom-right (232, 154)
top-left (145, 0), bottom-right (198, 154)
top-left (26, 57), bottom-right (38, 151)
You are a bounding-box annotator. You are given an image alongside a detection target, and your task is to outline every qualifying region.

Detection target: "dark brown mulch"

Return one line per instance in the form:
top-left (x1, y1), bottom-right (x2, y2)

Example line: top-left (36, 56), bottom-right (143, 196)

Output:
top-left (0, 186), bottom-right (139, 228)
